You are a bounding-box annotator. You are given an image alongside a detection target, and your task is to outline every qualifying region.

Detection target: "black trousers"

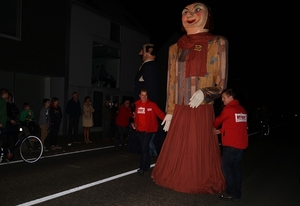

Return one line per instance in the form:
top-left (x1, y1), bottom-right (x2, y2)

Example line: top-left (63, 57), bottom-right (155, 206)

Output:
top-left (136, 131), bottom-right (153, 171)
top-left (68, 117), bottom-right (79, 143)
top-left (50, 123), bottom-right (60, 146)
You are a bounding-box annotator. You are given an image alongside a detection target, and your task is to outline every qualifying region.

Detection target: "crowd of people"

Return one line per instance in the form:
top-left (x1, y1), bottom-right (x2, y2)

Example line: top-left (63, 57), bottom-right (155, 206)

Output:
top-left (0, 89), bottom-right (64, 156)
top-left (0, 87), bottom-right (154, 155)
top-left (0, 84), bottom-right (161, 151)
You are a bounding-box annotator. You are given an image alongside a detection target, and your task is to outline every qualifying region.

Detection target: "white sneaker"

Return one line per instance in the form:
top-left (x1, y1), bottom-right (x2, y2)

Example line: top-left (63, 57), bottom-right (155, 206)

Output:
top-left (67, 143), bottom-right (72, 146)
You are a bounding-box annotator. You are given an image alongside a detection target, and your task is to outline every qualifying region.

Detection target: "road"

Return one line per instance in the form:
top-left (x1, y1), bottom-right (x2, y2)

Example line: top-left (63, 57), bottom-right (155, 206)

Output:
top-left (0, 119), bottom-right (299, 206)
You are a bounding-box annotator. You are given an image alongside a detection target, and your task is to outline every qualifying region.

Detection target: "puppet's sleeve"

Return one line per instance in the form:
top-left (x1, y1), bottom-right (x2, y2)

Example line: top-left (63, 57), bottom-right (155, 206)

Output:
top-left (202, 36), bottom-right (228, 104)
top-left (165, 44), bottom-right (177, 114)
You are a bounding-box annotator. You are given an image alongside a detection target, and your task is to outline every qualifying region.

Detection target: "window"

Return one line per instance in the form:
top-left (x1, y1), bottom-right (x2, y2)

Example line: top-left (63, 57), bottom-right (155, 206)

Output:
top-left (92, 42), bottom-right (120, 88)
top-left (0, 0), bottom-right (22, 40)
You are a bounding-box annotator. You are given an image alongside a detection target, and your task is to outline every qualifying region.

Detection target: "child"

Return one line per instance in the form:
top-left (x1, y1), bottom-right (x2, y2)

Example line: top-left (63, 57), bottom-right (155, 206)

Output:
top-left (49, 97), bottom-right (63, 150)
top-left (20, 102), bottom-right (39, 136)
top-left (39, 98), bottom-right (50, 152)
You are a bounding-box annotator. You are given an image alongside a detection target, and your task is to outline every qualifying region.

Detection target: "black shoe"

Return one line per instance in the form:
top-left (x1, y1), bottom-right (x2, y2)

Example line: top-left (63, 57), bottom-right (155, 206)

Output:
top-left (219, 194), bottom-right (240, 202)
top-left (137, 169), bottom-right (144, 175)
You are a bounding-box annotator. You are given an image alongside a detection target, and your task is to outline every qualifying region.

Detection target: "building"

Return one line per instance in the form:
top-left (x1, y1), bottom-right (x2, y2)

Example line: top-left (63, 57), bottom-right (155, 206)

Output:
top-left (0, 0), bottom-right (151, 134)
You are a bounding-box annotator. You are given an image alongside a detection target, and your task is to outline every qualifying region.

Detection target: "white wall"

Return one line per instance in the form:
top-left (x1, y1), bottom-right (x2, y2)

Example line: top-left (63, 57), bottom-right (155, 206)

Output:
top-left (69, 4), bottom-right (150, 94)
top-left (69, 5), bottom-right (110, 88)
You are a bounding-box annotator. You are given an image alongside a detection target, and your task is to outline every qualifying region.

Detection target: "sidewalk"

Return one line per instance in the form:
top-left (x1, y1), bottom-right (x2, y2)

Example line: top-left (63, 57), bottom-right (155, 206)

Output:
top-left (43, 131), bottom-right (114, 154)
top-left (1, 132), bottom-right (115, 163)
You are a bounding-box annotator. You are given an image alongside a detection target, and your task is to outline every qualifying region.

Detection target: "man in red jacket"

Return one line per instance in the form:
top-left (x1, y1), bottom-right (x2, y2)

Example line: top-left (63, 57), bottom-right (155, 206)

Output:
top-left (115, 99), bottom-right (133, 150)
top-left (133, 89), bottom-right (165, 175)
top-left (213, 88), bottom-right (248, 202)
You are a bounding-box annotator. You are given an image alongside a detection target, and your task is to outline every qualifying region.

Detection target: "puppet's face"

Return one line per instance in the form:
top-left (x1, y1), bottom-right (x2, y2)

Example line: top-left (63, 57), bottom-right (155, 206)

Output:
top-left (139, 44), bottom-right (154, 62)
top-left (181, 2), bottom-right (208, 32)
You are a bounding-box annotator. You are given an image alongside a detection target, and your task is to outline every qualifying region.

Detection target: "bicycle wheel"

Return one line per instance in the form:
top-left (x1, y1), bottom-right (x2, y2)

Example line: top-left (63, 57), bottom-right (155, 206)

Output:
top-left (259, 121), bottom-right (264, 137)
top-left (19, 136), bottom-right (43, 163)
top-left (264, 124), bottom-right (270, 136)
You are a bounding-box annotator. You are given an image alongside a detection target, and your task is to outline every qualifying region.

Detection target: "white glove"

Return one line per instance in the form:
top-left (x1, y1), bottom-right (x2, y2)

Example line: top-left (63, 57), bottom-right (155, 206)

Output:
top-left (161, 114), bottom-right (173, 132)
top-left (189, 90), bottom-right (204, 108)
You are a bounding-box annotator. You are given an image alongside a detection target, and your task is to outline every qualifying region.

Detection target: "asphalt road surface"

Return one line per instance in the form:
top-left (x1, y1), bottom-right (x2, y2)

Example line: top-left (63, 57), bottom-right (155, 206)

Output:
top-left (0, 119), bottom-right (299, 206)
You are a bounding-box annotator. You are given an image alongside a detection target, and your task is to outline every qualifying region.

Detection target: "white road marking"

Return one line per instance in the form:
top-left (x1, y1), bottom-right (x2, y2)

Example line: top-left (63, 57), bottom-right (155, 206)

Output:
top-left (16, 163), bottom-right (155, 206)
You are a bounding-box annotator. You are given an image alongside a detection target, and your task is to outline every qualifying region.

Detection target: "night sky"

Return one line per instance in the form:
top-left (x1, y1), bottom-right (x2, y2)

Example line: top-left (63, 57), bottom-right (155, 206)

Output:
top-left (117, 1), bottom-right (296, 113)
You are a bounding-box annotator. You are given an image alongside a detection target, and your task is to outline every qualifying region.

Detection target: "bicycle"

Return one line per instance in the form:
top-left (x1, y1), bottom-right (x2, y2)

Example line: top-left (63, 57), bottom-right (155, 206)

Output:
top-left (259, 120), bottom-right (270, 137)
top-left (0, 124), bottom-right (43, 163)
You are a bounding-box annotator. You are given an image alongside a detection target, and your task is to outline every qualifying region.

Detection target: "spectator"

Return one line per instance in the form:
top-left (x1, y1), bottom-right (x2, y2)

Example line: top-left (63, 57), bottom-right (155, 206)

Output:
top-left (66, 92), bottom-right (81, 146)
top-left (6, 93), bottom-right (19, 122)
top-left (20, 102), bottom-right (34, 122)
top-left (0, 88), bottom-right (9, 130)
top-left (101, 100), bottom-right (111, 142)
top-left (0, 88), bottom-right (16, 160)
top-left (39, 98), bottom-right (50, 152)
top-left (114, 99), bottom-right (133, 150)
top-left (126, 101), bottom-right (140, 154)
top-left (82, 96), bottom-right (95, 143)
top-left (49, 97), bottom-right (63, 150)
top-left (110, 100), bottom-right (119, 140)
top-left (132, 89), bottom-right (165, 175)
top-left (6, 93), bottom-right (19, 148)
top-left (20, 102), bottom-right (39, 136)
top-left (213, 89), bottom-right (248, 201)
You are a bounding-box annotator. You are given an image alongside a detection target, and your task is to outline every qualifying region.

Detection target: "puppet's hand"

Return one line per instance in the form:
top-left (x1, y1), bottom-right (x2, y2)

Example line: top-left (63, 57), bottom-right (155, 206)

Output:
top-left (161, 114), bottom-right (172, 132)
top-left (189, 90), bottom-right (204, 108)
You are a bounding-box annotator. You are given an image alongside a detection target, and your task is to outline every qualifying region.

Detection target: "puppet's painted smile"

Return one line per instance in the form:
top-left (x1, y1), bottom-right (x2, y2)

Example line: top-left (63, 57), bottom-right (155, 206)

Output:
top-left (187, 19), bottom-right (196, 24)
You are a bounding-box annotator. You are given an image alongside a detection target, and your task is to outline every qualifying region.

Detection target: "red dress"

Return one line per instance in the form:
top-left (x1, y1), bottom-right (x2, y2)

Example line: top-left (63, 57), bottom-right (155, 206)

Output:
top-left (151, 104), bottom-right (225, 194)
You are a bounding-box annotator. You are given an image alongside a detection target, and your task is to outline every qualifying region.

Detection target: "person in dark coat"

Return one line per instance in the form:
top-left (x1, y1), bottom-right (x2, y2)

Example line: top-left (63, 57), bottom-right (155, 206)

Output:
top-left (6, 93), bottom-right (19, 147)
top-left (49, 97), bottom-right (63, 150)
top-left (66, 92), bottom-right (81, 146)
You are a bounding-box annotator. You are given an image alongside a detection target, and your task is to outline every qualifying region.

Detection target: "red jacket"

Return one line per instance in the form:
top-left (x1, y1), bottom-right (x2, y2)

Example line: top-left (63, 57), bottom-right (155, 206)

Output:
top-left (115, 105), bottom-right (133, 127)
top-left (134, 99), bottom-right (165, 133)
top-left (213, 99), bottom-right (248, 149)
